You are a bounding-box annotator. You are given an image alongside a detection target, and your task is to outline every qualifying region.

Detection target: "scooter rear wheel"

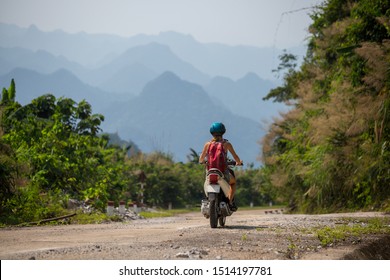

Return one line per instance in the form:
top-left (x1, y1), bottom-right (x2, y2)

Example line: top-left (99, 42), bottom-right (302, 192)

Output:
top-left (209, 199), bottom-right (218, 228)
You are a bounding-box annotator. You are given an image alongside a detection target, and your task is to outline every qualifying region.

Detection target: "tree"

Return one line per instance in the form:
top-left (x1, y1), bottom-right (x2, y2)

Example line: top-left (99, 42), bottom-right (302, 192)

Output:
top-left (8, 79), bottom-right (15, 102)
top-left (0, 79), bottom-right (15, 104)
top-left (187, 148), bottom-right (200, 163)
top-left (0, 85), bottom-right (135, 222)
top-left (75, 100), bottom-right (104, 136)
top-left (263, 51), bottom-right (300, 102)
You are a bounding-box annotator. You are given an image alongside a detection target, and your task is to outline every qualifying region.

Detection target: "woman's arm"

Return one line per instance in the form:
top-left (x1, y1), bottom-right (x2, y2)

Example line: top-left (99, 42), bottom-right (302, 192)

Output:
top-left (225, 142), bottom-right (243, 165)
top-left (199, 142), bottom-right (209, 163)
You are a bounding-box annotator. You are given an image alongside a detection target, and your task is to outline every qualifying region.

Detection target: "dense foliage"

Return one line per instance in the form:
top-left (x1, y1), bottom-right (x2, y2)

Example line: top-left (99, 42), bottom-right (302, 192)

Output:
top-left (262, 0), bottom-right (390, 213)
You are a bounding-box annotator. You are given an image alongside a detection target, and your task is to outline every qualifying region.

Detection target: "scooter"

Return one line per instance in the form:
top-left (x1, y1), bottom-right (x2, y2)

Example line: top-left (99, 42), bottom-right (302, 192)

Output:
top-left (201, 160), bottom-right (239, 228)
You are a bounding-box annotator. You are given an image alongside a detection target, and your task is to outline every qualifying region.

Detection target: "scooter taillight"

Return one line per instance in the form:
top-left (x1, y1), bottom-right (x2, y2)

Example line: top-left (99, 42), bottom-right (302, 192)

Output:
top-left (209, 174), bottom-right (219, 184)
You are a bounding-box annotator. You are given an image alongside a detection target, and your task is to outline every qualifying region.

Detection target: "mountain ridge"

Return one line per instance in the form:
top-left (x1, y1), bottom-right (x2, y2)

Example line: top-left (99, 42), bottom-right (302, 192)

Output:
top-left (0, 67), bottom-right (113, 112)
top-left (0, 22), bottom-right (307, 80)
top-left (83, 42), bottom-right (210, 92)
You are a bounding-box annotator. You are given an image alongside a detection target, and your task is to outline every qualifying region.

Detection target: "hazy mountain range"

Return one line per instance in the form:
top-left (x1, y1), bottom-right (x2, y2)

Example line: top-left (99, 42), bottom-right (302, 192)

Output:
top-left (0, 23), bottom-right (306, 80)
top-left (0, 23), bottom-right (296, 164)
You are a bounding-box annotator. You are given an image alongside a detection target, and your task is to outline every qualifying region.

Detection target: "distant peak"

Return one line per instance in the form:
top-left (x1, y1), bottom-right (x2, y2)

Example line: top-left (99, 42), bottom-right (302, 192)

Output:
top-left (237, 72), bottom-right (263, 83)
top-left (50, 68), bottom-right (81, 82)
top-left (158, 31), bottom-right (195, 39)
top-left (141, 70), bottom-right (207, 100)
top-left (158, 71), bottom-right (180, 80)
top-left (242, 72), bottom-right (260, 79)
top-left (28, 24), bottom-right (39, 31)
top-left (148, 71), bottom-right (183, 86)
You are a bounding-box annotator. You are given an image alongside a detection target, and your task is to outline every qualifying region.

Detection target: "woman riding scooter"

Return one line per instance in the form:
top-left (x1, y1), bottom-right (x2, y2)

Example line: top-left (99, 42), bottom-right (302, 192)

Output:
top-left (199, 122), bottom-right (243, 211)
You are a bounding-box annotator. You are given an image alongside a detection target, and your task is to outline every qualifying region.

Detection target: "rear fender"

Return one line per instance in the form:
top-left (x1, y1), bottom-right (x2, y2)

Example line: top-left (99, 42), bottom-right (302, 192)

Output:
top-left (204, 169), bottom-right (230, 197)
top-left (208, 192), bottom-right (217, 201)
top-left (204, 183), bottom-right (221, 195)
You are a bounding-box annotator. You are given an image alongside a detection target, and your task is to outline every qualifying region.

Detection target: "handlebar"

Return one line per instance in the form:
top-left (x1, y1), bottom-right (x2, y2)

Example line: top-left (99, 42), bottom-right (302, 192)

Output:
top-left (200, 160), bottom-right (243, 166)
top-left (227, 160), bottom-right (244, 166)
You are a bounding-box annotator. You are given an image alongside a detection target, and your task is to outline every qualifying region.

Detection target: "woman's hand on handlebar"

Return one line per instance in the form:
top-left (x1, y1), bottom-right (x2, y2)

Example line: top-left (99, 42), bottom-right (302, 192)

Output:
top-left (201, 160), bottom-right (243, 166)
top-left (226, 160), bottom-right (243, 166)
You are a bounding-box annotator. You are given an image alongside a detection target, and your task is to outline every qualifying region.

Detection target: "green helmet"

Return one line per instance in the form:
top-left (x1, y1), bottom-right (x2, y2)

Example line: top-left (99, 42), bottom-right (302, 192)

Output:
top-left (210, 122), bottom-right (226, 135)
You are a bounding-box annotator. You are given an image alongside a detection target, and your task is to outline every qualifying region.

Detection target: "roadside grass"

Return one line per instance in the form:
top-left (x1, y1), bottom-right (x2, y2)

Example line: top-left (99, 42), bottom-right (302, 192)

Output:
top-left (315, 217), bottom-right (390, 246)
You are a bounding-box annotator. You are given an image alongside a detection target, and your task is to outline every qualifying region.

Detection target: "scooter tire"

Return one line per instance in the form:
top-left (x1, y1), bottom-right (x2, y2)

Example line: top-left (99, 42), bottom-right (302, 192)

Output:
top-left (219, 216), bottom-right (226, 227)
top-left (209, 199), bottom-right (218, 228)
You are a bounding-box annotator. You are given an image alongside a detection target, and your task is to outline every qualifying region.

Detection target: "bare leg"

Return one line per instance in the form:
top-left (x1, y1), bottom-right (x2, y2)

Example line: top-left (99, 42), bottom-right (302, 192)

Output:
top-left (228, 177), bottom-right (236, 202)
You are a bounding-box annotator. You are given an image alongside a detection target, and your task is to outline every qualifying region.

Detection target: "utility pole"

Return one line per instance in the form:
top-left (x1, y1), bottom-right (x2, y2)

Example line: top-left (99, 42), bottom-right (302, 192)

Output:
top-left (134, 170), bottom-right (146, 206)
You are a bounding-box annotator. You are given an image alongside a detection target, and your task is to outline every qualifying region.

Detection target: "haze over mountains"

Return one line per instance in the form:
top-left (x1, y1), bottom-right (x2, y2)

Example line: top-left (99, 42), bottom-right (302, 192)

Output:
top-left (0, 23), bottom-right (294, 164)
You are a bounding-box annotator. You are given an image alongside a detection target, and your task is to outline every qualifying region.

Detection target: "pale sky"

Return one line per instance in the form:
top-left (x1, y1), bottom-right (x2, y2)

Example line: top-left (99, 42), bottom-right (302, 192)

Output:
top-left (0, 0), bottom-right (324, 48)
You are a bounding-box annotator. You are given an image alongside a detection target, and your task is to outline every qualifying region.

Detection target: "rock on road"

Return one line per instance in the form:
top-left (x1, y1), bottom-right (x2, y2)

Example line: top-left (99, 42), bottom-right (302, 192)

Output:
top-left (0, 209), bottom-right (388, 260)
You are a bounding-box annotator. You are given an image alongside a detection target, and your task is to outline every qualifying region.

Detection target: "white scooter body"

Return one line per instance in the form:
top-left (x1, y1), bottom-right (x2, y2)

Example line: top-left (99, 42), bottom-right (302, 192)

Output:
top-left (201, 168), bottom-right (233, 227)
top-left (203, 171), bottom-right (231, 196)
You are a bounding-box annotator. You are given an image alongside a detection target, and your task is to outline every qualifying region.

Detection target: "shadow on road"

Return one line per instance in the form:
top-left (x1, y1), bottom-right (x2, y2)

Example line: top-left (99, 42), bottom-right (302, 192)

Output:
top-left (219, 225), bottom-right (269, 230)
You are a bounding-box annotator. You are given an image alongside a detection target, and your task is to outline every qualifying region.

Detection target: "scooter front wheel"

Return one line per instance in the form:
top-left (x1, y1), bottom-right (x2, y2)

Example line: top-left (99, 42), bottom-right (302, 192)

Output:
top-left (218, 216), bottom-right (226, 227)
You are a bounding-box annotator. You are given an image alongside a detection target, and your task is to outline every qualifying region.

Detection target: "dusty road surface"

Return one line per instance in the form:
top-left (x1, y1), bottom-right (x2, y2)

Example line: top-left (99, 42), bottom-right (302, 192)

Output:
top-left (0, 209), bottom-right (389, 260)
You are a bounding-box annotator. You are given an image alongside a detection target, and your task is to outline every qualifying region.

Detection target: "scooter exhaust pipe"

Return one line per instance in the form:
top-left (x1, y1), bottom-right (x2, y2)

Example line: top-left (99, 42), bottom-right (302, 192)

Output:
top-left (220, 201), bottom-right (232, 216)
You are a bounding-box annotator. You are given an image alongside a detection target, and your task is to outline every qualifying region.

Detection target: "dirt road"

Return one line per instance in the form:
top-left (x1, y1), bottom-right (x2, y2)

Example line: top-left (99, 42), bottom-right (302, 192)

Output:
top-left (0, 209), bottom-right (388, 260)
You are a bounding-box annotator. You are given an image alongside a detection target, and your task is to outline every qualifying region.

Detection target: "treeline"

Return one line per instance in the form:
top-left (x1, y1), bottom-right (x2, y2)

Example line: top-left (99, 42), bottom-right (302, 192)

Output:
top-left (0, 84), bottom-right (269, 225)
top-left (261, 0), bottom-right (390, 213)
